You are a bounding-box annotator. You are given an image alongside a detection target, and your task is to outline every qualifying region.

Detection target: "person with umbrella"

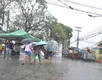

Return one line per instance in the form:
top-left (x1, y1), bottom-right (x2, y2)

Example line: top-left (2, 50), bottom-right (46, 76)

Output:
top-left (21, 41), bottom-right (33, 65)
top-left (32, 41), bottom-right (47, 64)
top-left (45, 40), bottom-right (58, 63)
top-left (33, 46), bottom-right (42, 64)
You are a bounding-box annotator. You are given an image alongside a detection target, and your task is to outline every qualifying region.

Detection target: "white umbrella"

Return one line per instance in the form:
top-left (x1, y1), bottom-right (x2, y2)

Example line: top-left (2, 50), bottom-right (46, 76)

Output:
top-left (44, 40), bottom-right (58, 52)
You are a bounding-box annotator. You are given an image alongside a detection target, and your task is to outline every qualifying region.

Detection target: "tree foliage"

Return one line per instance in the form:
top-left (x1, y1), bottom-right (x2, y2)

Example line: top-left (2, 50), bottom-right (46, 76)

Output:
top-left (0, 0), bottom-right (73, 44)
top-left (0, 0), bottom-right (13, 26)
top-left (12, 0), bottom-right (47, 32)
top-left (61, 23), bottom-right (73, 39)
top-left (50, 23), bottom-right (73, 43)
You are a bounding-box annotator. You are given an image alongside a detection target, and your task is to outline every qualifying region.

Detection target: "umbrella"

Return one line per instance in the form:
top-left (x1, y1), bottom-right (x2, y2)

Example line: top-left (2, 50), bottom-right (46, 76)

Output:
top-left (44, 40), bottom-right (58, 52)
top-left (34, 41), bottom-right (48, 46)
top-left (22, 38), bottom-right (38, 44)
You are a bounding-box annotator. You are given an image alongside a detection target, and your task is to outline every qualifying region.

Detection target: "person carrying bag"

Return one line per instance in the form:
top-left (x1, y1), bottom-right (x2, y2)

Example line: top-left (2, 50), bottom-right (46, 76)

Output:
top-left (33, 46), bottom-right (42, 64)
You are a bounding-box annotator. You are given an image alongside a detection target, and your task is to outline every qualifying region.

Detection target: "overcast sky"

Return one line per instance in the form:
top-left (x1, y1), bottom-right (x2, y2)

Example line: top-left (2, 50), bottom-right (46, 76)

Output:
top-left (46, 0), bottom-right (102, 48)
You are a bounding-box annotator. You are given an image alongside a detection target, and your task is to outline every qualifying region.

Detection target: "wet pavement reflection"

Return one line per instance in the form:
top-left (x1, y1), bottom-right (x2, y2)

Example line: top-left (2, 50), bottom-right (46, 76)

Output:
top-left (0, 53), bottom-right (102, 80)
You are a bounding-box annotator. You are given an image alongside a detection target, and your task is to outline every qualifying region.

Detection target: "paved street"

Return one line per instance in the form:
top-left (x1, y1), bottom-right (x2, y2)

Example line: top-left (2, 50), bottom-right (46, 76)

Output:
top-left (0, 54), bottom-right (102, 80)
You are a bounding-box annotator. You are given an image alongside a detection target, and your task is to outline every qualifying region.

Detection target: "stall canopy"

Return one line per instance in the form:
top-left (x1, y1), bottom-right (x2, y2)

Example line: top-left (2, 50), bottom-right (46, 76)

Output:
top-left (0, 29), bottom-right (41, 42)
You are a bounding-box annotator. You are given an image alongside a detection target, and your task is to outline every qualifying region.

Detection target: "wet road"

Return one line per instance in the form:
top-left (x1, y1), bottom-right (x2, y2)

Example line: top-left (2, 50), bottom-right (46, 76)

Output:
top-left (0, 54), bottom-right (102, 80)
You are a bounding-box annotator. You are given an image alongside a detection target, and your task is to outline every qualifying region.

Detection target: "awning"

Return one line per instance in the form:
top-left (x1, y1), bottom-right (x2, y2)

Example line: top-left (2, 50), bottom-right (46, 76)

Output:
top-left (0, 29), bottom-right (41, 42)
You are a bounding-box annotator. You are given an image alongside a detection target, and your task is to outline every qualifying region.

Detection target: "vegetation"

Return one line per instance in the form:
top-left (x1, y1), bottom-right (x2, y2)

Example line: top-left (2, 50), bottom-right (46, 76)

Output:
top-left (0, 0), bottom-right (73, 47)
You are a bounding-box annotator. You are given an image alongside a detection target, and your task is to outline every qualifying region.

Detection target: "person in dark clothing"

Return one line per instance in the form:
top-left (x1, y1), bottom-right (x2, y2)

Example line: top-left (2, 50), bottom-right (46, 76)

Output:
top-left (5, 40), bottom-right (13, 59)
top-left (13, 42), bottom-right (21, 55)
top-left (3, 40), bottom-right (7, 59)
top-left (47, 47), bottom-right (53, 61)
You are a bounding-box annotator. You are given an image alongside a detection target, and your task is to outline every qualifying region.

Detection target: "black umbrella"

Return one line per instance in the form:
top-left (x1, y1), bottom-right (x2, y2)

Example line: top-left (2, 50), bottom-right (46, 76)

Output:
top-left (22, 38), bottom-right (36, 44)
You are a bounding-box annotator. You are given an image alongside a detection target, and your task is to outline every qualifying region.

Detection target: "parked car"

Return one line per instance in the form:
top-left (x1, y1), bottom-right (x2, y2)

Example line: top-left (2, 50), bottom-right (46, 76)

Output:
top-left (67, 47), bottom-right (82, 59)
top-left (62, 47), bottom-right (82, 59)
top-left (82, 48), bottom-right (96, 61)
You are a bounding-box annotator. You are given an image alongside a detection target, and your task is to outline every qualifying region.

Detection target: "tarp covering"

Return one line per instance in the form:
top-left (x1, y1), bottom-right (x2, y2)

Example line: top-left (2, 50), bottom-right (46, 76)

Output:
top-left (0, 29), bottom-right (41, 42)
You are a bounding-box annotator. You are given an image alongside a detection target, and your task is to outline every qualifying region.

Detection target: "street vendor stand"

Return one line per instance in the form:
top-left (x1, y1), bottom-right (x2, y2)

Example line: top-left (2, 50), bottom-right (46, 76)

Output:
top-left (0, 29), bottom-right (40, 58)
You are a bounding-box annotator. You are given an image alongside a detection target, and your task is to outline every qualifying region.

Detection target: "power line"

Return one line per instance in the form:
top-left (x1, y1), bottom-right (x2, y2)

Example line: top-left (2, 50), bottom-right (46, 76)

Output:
top-left (47, 0), bottom-right (102, 16)
top-left (71, 26), bottom-right (102, 44)
top-left (80, 26), bottom-right (102, 40)
top-left (47, 0), bottom-right (102, 44)
top-left (80, 31), bottom-right (101, 40)
top-left (57, 0), bottom-right (102, 16)
top-left (48, 0), bottom-right (102, 11)
top-left (47, 0), bottom-right (102, 39)
top-left (47, 1), bottom-right (102, 16)
top-left (47, 2), bottom-right (68, 9)
top-left (71, 32), bottom-right (102, 44)
top-left (81, 26), bottom-right (102, 38)
top-left (80, 40), bottom-right (96, 44)
top-left (81, 32), bottom-right (102, 40)
top-left (63, 0), bottom-right (102, 11)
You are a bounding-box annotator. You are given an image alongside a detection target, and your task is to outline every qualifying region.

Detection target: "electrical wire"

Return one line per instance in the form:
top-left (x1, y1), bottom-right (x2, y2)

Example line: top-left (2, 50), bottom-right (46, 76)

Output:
top-left (80, 40), bottom-right (96, 44)
top-left (57, 0), bottom-right (102, 16)
top-left (81, 26), bottom-right (102, 38)
top-left (47, 0), bottom-right (102, 40)
top-left (46, 1), bottom-right (68, 9)
top-left (71, 26), bottom-right (102, 44)
top-left (46, 0), bottom-right (102, 44)
top-left (80, 26), bottom-right (102, 40)
top-left (63, 0), bottom-right (102, 11)
top-left (81, 32), bottom-right (102, 40)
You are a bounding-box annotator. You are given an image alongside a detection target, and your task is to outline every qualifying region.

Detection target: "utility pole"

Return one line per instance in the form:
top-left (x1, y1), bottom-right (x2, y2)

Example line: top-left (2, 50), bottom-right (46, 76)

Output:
top-left (75, 26), bottom-right (82, 49)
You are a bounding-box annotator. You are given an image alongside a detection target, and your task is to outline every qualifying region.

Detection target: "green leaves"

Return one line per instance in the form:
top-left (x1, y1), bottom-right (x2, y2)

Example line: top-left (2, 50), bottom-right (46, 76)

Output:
top-left (51, 23), bottom-right (73, 43)
top-left (13, 0), bottom-right (47, 32)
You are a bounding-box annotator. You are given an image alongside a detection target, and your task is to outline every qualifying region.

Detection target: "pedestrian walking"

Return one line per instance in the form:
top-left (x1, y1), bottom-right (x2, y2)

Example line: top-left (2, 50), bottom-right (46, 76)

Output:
top-left (47, 47), bottom-right (53, 63)
top-left (21, 42), bottom-right (33, 65)
top-left (3, 40), bottom-right (7, 59)
top-left (5, 40), bottom-right (13, 59)
top-left (13, 42), bottom-right (21, 55)
top-left (33, 46), bottom-right (42, 64)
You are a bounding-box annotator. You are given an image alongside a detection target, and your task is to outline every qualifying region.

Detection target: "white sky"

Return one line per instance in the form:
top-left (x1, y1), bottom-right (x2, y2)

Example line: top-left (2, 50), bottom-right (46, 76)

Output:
top-left (46, 0), bottom-right (102, 48)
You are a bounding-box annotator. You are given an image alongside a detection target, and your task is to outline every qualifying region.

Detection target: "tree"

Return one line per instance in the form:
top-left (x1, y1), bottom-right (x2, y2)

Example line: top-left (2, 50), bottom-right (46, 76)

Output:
top-left (12, 0), bottom-right (47, 32)
top-left (0, 0), bottom-right (13, 28)
top-left (42, 12), bottom-right (57, 41)
top-left (62, 24), bottom-right (73, 39)
top-left (51, 23), bottom-right (67, 43)
top-left (61, 23), bottom-right (73, 48)
top-left (50, 22), bottom-right (73, 49)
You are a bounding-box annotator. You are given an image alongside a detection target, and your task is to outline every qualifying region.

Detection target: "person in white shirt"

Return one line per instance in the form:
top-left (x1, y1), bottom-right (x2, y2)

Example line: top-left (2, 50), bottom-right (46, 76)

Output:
top-left (22, 42), bottom-right (33, 65)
